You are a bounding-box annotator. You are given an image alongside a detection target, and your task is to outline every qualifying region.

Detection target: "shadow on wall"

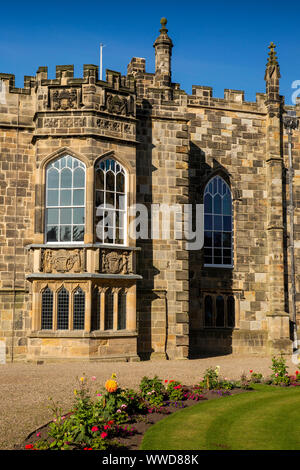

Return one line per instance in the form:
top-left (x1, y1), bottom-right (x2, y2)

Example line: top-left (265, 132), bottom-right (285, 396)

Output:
top-left (188, 142), bottom-right (234, 358)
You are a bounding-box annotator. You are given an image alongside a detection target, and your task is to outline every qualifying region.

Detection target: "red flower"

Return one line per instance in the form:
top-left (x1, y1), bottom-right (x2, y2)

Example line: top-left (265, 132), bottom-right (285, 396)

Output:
top-left (249, 370), bottom-right (253, 373)
top-left (91, 426), bottom-right (99, 432)
top-left (164, 380), bottom-right (168, 383)
top-left (296, 371), bottom-right (299, 375)
top-left (107, 420), bottom-right (114, 425)
top-left (101, 432), bottom-right (108, 439)
top-left (104, 424), bottom-right (111, 430)
top-left (84, 447), bottom-right (93, 450)
top-left (25, 444), bottom-right (34, 449)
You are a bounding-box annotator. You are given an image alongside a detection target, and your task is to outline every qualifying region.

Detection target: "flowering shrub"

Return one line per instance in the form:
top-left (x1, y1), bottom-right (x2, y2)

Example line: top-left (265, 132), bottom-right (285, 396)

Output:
top-left (95, 378), bottom-right (147, 424)
top-left (218, 378), bottom-right (235, 390)
top-left (184, 386), bottom-right (205, 401)
top-left (165, 380), bottom-right (184, 401)
top-left (290, 371), bottom-right (300, 386)
top-left (249, 370), bottom-right (263, 383)
top-left (200, 367), bottom-right (220, 390)
top-left (139, 376), bottom-right (165, 407)
top-left (270, 355), bottom-right (290, 386)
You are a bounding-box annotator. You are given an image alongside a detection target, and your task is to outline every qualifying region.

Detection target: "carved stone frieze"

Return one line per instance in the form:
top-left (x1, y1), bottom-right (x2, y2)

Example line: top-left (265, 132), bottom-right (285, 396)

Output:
top-left (42, 249), bottom-right (84, 273)
top-left (43, 117), bottom-right (86, 128)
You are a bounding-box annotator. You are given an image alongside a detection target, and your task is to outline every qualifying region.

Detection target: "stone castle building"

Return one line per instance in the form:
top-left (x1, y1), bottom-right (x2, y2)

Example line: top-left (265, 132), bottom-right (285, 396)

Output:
top-left (0, 18), bottom-right (299, 363)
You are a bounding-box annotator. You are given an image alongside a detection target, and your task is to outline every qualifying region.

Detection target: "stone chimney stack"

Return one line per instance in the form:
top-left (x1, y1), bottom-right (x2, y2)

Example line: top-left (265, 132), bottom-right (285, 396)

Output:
top-left (153, 17), bottom-right (173, 87)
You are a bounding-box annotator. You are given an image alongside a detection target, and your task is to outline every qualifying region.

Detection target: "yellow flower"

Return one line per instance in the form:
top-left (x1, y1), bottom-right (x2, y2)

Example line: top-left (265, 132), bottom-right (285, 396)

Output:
top-left (74, 389), bottom-right (77, 395)
top-left (80, 377), bottom-right (85, 382)
top-left (105, 378), bottom-right (118, 393)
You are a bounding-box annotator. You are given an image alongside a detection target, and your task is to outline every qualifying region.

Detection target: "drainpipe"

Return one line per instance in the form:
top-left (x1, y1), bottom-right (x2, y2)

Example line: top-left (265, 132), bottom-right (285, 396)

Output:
top-left (283, 112), bottom-right (299, 350)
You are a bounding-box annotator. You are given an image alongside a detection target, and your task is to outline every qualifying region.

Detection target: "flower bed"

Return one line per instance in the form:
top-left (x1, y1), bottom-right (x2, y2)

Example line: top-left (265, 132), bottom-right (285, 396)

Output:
top-left (18, 354), bottom-right (299, 451)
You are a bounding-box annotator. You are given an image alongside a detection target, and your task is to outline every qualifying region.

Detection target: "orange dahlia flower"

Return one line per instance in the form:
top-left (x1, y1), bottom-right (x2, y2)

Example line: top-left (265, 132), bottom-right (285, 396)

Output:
top-left (105, 375), bottom-right (118, 393)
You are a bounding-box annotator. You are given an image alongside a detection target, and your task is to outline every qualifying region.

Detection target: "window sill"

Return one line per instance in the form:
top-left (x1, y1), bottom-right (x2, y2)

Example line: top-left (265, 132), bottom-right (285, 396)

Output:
top-left (29, 330), bottom-right (138, 338)
top-left (25, 243), bottom-right (141, 251)
top-left (204, 264), bottom-right (233, 269)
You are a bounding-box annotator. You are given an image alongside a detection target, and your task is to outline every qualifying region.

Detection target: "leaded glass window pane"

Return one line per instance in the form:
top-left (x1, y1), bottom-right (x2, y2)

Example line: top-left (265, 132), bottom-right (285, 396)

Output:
top-left (95, 158), bottom-right (127, 245)
top-left (45, 156), bottom-right (86, 243)
top-left (204, 295), bottom-right (213, 327)
top-left (216, 295), bottom-right (225, 327)
top-left (57, 287), bottom-right (69, 330)
top-left (204, 176), bottom-right (233, 266)
top-left (227, 296), bottom-right (235, 327)
top-left (91, 288), bottom-right (100, 331)
top-left (104, 288), bottom-right (114, 330)
top-left (118, 289), bottom-right (126, 330)
top-left (73, 288), bottom-right (85, 330)
top-left (41, 288), bottom-right (53, 329)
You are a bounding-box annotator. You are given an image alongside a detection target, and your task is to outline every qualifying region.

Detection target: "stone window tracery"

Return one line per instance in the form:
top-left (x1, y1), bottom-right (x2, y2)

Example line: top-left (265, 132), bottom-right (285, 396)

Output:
top-left (203, 293), bottom-right (235, 328)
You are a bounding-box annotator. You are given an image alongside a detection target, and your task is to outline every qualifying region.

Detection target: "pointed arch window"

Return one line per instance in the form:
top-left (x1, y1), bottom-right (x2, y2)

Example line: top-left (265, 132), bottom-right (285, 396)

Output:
top-left (45, 155), bottom-right (86, 243)
top-left (118, 289), bottom-right (127, 330)
top-left (57, 287), bottom-right (69, 330)
top-left (95, 158), bottom-right (127, 245)
top-left (41, 287), bottom-right (53, 329)
top-left (73, 287), bottom-right (85, 330)
top-left (203, 175), bottom-right (233, 267)
top-left (104, 288), bottom-right (114, 330)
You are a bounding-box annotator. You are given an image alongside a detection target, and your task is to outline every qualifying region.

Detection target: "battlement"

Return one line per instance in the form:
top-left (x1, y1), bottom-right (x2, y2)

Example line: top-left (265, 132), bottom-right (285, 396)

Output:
top-left (185, 84), bottom-right (271, 113)
top-left (0, 64), bottom-right (136, 96)
top-left (0, 73), bottom-right (35, 94)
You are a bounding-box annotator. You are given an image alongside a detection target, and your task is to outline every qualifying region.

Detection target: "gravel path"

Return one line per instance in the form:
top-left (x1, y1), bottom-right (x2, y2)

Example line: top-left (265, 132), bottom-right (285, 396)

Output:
top-left (0, 355), bottom-right (297, 450)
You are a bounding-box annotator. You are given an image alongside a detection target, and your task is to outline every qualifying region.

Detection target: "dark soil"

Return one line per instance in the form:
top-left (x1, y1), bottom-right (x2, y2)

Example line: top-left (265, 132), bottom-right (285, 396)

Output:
top-left (15, 387), bottom-right (251, 451)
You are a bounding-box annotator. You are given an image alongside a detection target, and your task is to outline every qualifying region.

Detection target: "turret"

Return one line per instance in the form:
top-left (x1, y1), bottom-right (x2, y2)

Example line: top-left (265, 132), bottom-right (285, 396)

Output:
top-left (153, 18), bottom-right (173, 87)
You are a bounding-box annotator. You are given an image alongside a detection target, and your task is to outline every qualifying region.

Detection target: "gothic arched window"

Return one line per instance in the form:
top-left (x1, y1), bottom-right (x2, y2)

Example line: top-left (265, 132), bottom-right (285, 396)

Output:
top-left (118, 289), bottom-right (127, 330)
top-left (227, 295), bottom-right (235, 328)
top-left (73, 287), bottom-right (85, 330)
top-left (204, 295), bottom-right (213, 327)
top-left (57, 287), bottom-right (69, 330)
top-left (216, 295), bottom-right (225, 327)
top-left (104, 288), bottom-right (114, 330)
top-left (95, 158), bottom-right (127, 245)
top-left (41, 287), bottom-right (53, 329)
top-left (203, 175), bottom-right (233, 267)
top-left (45, 155), bottom-right (86, 243)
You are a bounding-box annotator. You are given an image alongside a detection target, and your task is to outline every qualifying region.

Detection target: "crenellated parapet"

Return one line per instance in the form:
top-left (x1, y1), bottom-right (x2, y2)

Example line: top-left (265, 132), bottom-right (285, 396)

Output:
top-left (0, 64), bottom-right (137, 143)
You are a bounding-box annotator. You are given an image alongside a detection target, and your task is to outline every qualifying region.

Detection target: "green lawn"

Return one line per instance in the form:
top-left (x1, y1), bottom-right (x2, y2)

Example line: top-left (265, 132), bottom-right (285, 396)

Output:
top-left (140, 385), bottom-right (300, 450)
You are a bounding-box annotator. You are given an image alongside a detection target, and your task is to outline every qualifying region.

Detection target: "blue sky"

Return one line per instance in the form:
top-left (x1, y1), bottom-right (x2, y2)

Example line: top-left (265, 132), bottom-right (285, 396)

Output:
top-left (1, 0), bottom-right (300, 104)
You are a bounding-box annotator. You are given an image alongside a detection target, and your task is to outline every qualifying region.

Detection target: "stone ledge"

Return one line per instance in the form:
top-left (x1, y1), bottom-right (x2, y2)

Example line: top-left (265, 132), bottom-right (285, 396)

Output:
top-left (28, 330), bottom-right (138, 339)
top-left (25, 243), bottom-right (141, 251)
top-left (26, 273), bottom-right (143, 280)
